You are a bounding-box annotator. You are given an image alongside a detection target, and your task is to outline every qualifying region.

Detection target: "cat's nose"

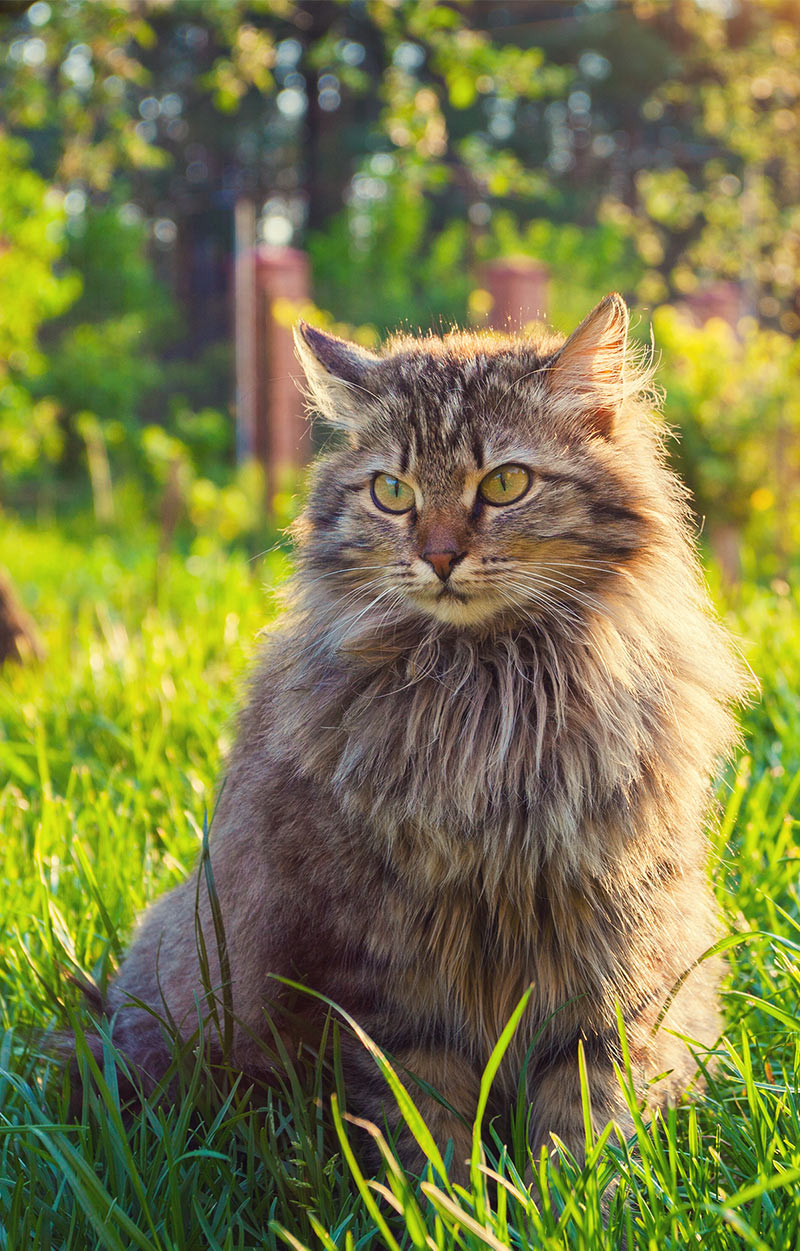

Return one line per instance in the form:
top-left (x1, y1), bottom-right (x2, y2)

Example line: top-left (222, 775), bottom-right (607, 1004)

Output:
top-left (422, 548), bottom-right (465, 582)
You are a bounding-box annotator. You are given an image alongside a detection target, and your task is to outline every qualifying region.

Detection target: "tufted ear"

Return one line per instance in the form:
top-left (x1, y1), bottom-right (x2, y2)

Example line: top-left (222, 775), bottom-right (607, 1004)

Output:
top-left (293, 321), bottom-right (382, 432)
top-left (548, 293), bottom-right (629, 438)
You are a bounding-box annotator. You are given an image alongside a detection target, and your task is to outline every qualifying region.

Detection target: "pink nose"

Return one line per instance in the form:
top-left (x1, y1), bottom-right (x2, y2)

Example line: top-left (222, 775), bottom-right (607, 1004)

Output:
top-left (423, 549), bottom-right (464, 582)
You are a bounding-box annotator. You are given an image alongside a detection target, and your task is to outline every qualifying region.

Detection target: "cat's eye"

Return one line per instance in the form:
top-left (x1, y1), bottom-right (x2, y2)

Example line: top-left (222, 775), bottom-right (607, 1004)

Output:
top-left (478, 463), bottom-right (531, 506)
top-left (371, 472), bottom-right (415, 514)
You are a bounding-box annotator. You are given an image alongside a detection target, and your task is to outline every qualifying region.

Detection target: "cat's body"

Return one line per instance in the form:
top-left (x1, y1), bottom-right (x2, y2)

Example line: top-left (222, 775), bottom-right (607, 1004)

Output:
top-left (107, 296), bottom-right (747, 1174)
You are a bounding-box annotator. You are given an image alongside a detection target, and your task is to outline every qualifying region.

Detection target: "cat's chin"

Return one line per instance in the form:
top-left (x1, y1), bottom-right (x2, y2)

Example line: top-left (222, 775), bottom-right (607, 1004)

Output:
top-left (411, 587), bottom-right (501, 628)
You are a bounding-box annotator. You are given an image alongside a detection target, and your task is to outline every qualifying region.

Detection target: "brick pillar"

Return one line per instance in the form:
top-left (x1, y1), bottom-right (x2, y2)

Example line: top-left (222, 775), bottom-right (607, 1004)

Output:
top-left (233, 197), bottom-right (257, 462)
top-left (482, 257), bottom-right (549, 331)
top-left (254, 246), bottom-right (312, 495)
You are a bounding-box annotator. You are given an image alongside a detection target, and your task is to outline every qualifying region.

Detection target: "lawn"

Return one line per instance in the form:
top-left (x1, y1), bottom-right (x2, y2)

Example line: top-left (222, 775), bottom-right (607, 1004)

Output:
top-left (1, 516), bottom-right (799, 1250)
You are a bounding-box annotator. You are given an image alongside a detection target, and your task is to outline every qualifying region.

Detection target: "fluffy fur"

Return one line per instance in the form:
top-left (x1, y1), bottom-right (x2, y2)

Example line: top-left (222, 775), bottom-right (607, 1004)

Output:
top-left (105, 295), bottom-right (749, 1177)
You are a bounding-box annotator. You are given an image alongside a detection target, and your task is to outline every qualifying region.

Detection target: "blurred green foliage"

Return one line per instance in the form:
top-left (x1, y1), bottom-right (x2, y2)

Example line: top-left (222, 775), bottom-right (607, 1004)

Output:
top-left (309, 178), bottom-right (472, 333)
top-left (0, 134), bottom-right (79, 365)
top-left (478, 212), bottom-right (644, 334)
top-left (0, 133), bottom-right (79, 478)
top-left (0, 0), bottom-right (798, 574)
top-left (656, 308), bottom-right (800, 571)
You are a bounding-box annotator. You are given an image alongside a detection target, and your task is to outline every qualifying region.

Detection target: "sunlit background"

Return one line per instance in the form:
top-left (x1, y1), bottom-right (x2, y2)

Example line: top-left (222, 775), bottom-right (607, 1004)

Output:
top-left (4, 7), bottom-right (800, 1244)
top-left (1, 0), bottom-right (799, 624)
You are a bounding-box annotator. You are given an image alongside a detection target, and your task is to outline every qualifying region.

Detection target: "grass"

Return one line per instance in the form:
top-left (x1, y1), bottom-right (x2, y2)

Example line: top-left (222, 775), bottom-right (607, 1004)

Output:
top-left (1, 514), bottom-right (799, 1250)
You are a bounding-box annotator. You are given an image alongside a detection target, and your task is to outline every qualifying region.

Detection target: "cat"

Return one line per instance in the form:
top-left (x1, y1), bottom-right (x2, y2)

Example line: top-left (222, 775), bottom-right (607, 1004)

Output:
top-left (102, 293), bottom-right (748, 1179)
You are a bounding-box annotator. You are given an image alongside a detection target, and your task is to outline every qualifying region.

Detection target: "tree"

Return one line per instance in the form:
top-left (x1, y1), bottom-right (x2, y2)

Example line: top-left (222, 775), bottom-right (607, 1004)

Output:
top-left (600, 0), bottom-right (800, 330)
top-left (0, 131), bottom-right (75, 658)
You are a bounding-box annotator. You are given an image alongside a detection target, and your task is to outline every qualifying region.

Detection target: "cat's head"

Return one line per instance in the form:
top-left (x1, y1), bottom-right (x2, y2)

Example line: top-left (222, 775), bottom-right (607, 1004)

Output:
top-left (293, 295), bottom-right (659, 637)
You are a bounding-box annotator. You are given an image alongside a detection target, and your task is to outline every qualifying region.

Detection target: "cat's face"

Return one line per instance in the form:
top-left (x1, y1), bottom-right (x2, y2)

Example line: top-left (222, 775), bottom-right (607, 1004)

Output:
top-left (295, 296), bottom-right (653, 633)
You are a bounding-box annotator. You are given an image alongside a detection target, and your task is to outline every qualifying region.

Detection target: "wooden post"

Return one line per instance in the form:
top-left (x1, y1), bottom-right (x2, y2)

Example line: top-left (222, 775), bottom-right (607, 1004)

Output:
top-left (682, 282), bottom-right (744, 329)
top-left (483, 257), bottom-right (549, 331)
top-left (233, 197), bottom-right (258, 463)
top-left (255, 246), bottom-right (312, 498)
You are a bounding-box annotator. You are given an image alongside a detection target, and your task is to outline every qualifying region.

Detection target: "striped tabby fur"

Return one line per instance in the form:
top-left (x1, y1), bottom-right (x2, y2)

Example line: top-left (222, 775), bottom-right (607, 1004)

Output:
top-left (107, 295), bottom-right (749, 1178)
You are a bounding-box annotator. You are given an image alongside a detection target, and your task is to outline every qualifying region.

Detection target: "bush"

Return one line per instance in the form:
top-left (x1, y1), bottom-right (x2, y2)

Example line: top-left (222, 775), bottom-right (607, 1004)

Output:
top-left (0, 134), bottom-right (79, 489)
top-left (656, 306), bottom-right (800, 574)
top-left (308, 175), bottom-right (471, 334)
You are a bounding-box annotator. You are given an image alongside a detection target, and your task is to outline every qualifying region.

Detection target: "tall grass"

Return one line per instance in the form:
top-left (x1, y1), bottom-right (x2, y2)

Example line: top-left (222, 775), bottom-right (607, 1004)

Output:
top-left (1, 517), bottom-right (799, 1249)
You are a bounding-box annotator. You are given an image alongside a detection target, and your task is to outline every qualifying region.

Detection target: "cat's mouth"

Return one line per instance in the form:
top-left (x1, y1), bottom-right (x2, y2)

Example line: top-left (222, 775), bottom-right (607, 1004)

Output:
top-left (408, 580), bottom-right (498, 627)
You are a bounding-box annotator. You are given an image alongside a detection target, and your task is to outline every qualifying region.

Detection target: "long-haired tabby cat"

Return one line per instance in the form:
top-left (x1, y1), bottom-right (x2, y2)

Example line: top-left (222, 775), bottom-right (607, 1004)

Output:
top-left (105, 294), bottom-right (748, 1177)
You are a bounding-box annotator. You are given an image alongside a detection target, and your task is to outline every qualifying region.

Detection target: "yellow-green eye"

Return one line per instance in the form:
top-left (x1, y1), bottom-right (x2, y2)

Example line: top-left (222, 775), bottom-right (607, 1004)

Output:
top-left (371, 472), bottom-right (415, 514)
top-left (478, 463), bottom-right (531, 506)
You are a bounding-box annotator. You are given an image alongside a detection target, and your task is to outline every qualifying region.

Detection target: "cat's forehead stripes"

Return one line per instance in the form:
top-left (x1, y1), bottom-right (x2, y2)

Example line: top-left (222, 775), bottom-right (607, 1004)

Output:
top-left (378, 345), bottom-right (551, 467)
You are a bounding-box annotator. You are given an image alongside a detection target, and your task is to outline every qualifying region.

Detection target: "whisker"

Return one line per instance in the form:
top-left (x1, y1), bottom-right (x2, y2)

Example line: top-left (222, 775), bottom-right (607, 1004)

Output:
top-left (338, 586), bottom-right (401, 645)
top-left (491, 573), bottom-right (633, 685)
top-left (491, 574), bottom-right (583, 630)
top-left (508, 578), bottom-right (625, 635)
top-left (318, 577), bottom-right (391, 616)
top-left (490, 577), bottom-right (590, 635)
top-left (493, 582), bottom-right (582, 636)
top-left (248, 538), bottom-right (287, 564)
top-left (497, 564), bottom-right (611, 604)
top-left (508, 570), bottom-right (608, 610)
top-left (301, 564), bottom-right (401, 588)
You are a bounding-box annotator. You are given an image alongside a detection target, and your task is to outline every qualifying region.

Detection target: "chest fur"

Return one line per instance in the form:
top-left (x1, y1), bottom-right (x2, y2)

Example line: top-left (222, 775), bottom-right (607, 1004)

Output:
top-left (283, 627), bottom-right (660, 881)
top-left (363, 841), bottom-right (623, 1063)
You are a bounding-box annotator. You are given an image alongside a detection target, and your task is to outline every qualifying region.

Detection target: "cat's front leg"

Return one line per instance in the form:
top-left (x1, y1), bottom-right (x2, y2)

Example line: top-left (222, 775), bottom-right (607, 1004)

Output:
top-left (341, 1039), bottom-right (481, 1185)
top-left (527, 1040), bottom-right (635, 1166)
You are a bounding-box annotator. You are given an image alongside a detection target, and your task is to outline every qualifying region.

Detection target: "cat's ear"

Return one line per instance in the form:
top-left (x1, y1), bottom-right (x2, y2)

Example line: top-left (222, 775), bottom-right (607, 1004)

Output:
top-left (548, 293), bottom-right (629, 438)
top-left (293, 322), bottom-right (381, 431)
